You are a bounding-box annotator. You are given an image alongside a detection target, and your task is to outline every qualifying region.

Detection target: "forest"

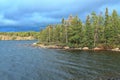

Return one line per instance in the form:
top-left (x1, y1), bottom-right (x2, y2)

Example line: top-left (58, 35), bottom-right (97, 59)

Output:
top-left (38, 8), bottom-right (120, 49)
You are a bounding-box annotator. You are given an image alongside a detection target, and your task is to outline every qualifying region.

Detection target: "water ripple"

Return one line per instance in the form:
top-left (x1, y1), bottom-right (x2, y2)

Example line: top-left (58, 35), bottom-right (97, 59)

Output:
top-left (0, 41), bottom-right (120, 80)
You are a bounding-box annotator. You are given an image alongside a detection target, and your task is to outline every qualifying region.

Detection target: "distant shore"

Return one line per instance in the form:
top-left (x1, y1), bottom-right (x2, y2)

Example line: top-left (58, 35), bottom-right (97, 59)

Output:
top-left (32, 43), bottom-right (120, 52)
top-left (0, 35), bottom-right (35, 40)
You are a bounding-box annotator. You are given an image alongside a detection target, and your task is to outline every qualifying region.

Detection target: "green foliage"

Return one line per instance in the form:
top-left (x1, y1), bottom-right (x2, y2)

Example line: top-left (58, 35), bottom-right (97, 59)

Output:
top-left (84, 15), bottom-right (94, 48)
top-left (0, 31), bottom-right (39, 39)
top-left (68, 16), bottom-right (83, 47)
top-left (38, 8), bottom-right (120, 48)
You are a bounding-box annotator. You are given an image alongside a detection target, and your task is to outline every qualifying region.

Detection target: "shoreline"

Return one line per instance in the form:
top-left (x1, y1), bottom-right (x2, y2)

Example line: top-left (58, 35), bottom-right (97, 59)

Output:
top-left (32, 43), bottom-right (120, 52)
top-left (0, 35), bottom-right (35, 40)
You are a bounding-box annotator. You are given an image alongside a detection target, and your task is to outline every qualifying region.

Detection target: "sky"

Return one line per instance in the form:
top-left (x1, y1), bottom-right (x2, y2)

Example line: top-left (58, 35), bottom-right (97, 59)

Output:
top-left (0, 0), bottom-right (120, 32)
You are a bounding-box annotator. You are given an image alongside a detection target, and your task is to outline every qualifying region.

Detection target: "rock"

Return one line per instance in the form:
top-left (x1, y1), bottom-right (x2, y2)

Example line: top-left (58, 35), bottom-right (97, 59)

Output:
top-left (38, 44), bottom-right (46, 48)
top-left (47, 45), bottom-right (57, 49)
top-left (64, 46), bottom-right (70, 49)
top-left (45, 45), bottom-right (62, 49)
top-left (82, 47), bottom-right (89, 50)
top-left (112, 48), bottom-right (120, 51)
top-left (114, 48), bottom-right (119, 50)
top-left (93, 47), bottom-right (104, 51)
top-left (33, 43), bottom-right (37, 45)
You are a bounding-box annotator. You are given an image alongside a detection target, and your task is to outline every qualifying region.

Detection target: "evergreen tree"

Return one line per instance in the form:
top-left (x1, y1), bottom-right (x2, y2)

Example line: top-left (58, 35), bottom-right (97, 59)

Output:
top-left (68, 16), bottom-right (83, 47)
top-left (104, 8), bottom-right (110, 45)
top-left (91, 12), bottom-right (99, 47)
top-left (111, 10), bottom-right (120, 47)
top-left (38, 8), bottom-right (120, 49)
top-left (85, 15), bottom-right (94, 48)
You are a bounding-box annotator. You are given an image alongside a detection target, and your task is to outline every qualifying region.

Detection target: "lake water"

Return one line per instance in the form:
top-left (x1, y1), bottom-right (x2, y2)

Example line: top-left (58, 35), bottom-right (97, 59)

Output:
top-left (0, 41), bottom-right (120, 80)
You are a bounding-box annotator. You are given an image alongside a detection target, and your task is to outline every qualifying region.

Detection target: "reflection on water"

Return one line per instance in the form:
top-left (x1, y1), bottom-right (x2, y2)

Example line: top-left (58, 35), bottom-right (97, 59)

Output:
top-left (0, 41), bottom-right (120, 80)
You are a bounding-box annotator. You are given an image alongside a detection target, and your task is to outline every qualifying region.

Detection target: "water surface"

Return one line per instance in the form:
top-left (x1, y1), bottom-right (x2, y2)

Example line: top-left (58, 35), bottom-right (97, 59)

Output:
top-left (0, 41), bottom-right (120, 80)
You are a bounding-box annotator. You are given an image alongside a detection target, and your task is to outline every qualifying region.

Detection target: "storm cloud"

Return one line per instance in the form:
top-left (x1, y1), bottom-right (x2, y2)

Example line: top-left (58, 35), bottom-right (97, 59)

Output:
top-left (0, 0), bottom-right (120, 31)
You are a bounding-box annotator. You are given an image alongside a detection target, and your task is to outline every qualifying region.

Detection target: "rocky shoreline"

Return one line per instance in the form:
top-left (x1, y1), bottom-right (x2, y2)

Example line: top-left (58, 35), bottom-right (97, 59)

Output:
top-left (32, 43), bottom-right (120, 52)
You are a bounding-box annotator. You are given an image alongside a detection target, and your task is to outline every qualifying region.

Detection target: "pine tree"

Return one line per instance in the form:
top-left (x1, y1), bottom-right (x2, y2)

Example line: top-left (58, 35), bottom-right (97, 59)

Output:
top-left (68, 16), bottom-right (83, 47)
top-left (91, 12), bottom-right (99, 47)
top-left (85, 15), bottom-right (94, 48)
top-left (104, 8), bottom-right (110, 45)
top-left (111, 10), bottom-right (120, 47)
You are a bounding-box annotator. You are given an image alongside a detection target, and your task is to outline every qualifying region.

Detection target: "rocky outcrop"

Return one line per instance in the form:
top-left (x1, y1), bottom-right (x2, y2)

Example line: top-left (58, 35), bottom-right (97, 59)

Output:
top-left (111, 48), bottom-right (120, 52)
top-left (64, 46), bottom-right (70, 49)
top-left (47, 45), bottom-right (63, 49)
top-left (82, 47), bottom-right (89, 50)
top-left (34, 44), bottom-right (63, 49)
top-left (93, 47), bottom-right (104, 51)
top-left (33, 43), bottom-right (120, 52)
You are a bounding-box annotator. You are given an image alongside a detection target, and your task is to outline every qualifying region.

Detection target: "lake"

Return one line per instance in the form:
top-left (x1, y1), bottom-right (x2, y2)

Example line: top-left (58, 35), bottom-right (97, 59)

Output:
top-left (0, 41), bottom-right (120, 80)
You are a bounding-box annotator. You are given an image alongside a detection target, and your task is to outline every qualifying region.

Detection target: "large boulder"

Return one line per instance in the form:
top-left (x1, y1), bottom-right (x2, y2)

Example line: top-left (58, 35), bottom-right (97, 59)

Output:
top-left (112, 48), bottom-right (120, 51)
top-left (64, 46), bottom-right (70, 49)
top-left (82, 47), bottom-right (89, 50)
top-left (93, 47), bottom-right (104, 51)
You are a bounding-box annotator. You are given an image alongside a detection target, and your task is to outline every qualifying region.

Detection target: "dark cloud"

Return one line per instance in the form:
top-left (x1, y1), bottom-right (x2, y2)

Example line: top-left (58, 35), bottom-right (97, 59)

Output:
top-left (0, 0), bottom-right (120, 31)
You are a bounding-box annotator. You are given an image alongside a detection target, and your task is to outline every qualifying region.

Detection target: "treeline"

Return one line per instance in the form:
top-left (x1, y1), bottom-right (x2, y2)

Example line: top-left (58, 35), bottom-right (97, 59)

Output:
top-left (0, 31), bottom-right (40, 39)
top-left (39, 8), bottom-right (120, 49)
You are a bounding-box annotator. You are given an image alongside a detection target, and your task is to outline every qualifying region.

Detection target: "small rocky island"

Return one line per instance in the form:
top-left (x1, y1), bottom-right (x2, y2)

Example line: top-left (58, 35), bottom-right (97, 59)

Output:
top-left (33, 9), bottom-right (120, 52)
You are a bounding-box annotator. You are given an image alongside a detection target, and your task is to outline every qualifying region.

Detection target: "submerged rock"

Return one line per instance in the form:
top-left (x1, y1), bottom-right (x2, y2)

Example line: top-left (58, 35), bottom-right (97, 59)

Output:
top-left (33, 43), bottom-right (37, 45)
